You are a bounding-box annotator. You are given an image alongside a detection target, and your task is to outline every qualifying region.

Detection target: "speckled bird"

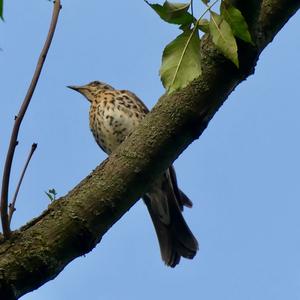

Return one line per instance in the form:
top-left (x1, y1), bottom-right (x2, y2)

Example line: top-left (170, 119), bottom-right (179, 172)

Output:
top-left (68, 81), bottom-right (198, 267)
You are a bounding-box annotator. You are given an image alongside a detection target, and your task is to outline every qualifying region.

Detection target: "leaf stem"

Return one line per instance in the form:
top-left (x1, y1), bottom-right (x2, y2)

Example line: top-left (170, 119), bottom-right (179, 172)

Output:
top-left (199, 0), bottom-right (220, 20)
top-left (191, 0), bottom-right (194, 18)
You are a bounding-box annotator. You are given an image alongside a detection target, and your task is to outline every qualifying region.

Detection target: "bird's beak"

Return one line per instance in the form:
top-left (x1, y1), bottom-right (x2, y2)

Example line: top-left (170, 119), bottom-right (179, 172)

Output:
top-left (67, 85), bottom-right (91, 102)
top-left (67, 85), bottom-right (82, 92)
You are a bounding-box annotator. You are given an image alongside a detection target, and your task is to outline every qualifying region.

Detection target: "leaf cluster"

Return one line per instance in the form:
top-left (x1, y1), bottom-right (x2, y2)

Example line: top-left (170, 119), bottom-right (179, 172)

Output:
top-left (146, 0), bottom-right (253, 94)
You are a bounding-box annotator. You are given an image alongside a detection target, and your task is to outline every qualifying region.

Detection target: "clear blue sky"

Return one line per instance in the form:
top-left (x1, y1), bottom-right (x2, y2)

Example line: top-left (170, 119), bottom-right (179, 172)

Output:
top-left (1, 1), bottom-right (300, 299)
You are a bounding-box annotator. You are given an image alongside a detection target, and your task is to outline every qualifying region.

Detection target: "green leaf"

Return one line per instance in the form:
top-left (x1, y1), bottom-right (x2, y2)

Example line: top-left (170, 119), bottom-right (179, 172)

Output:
top-left (145, 1), bottom-right (194, 26)
top-left (220, 2), bottom-right (253, 44)
top-left (49, 188), bottom-right (57, 196)
top-left (160, 29), bottom-right (201, 94)
top-left (198, 19), bottom-right (209, 33)
top-left (45, 192), bottom-right (54, 202)
top-left (0, 0), bottom-right (3, 21)
top-left (209, 11), bottom-right (238, 67)
top-left (45, 188), bottom-right (57, 202)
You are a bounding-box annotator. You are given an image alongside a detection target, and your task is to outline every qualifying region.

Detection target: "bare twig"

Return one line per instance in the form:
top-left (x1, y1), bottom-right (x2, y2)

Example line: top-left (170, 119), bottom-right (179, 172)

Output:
top-left (8, 143), bottom-right (37, 225)
top-left (0, 0), bottom-right (61, 239)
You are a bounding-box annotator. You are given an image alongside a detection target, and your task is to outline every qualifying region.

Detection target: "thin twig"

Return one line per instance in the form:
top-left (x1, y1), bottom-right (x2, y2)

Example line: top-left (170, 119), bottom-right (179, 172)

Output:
top-left (200, 0), bottom-right (220, 20)
top-left (0, 0), bottom-right (61, 239)
top-left (8, 143), bottom-right (37, 225)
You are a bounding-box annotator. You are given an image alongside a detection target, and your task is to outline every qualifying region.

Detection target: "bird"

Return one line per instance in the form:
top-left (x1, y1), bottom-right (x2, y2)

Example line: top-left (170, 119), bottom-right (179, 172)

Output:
top-left (68, 81), bottom-right (198, 267)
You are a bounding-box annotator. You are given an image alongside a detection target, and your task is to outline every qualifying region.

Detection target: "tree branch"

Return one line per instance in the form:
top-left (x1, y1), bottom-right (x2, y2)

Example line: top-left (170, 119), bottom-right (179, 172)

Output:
top-left (257, 0), bottom-right (300, 48)
top-left (0, 0), bottom-right (298, 298)
top-left (0, 0), bottom-right (61, 239)
top-left (8, 143), bottom-right (37, 226)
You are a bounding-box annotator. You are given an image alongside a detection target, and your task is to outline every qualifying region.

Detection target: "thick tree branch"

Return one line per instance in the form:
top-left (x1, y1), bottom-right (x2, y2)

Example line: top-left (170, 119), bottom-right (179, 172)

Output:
top-left (258, 0), bottom-right (300, 48)
top-left (0, 0), bottom-right (61, 239)
top-left (0, 1), bottom-right (298, 299)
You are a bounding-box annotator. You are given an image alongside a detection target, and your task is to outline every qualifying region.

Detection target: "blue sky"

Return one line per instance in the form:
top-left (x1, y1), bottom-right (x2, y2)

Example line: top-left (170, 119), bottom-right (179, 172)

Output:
top-left (1, 1), bottom-right (300, 299)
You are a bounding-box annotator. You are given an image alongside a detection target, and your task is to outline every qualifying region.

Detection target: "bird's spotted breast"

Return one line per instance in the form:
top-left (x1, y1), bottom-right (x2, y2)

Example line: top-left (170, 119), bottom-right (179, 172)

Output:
top-left (89, 91), bottom-right (146, 154)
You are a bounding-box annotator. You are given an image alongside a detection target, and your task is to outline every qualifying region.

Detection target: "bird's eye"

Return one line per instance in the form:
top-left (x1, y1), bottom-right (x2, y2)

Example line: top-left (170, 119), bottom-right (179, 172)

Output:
top-left (89, 81), bottom-right (99, 87)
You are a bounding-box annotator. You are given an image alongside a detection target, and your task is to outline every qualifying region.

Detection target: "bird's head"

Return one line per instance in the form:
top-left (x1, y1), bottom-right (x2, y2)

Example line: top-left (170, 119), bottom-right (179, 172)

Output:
top-left (67, 81), bottom-right (114, 102)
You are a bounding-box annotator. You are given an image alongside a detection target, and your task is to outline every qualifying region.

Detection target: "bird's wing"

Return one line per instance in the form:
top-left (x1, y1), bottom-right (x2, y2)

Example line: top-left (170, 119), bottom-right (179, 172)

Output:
top-left (120, 90), bottom-right (150, 114)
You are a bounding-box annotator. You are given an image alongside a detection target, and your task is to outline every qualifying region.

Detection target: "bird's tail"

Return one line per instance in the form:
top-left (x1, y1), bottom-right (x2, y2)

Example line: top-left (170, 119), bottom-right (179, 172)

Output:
top-left (143, 166), bottom-right (198, 267)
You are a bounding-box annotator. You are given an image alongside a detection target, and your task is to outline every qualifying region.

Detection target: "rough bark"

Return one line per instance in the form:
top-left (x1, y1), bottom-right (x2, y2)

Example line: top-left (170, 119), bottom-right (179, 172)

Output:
top-left (0, 0), bottom-right (299, 298)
